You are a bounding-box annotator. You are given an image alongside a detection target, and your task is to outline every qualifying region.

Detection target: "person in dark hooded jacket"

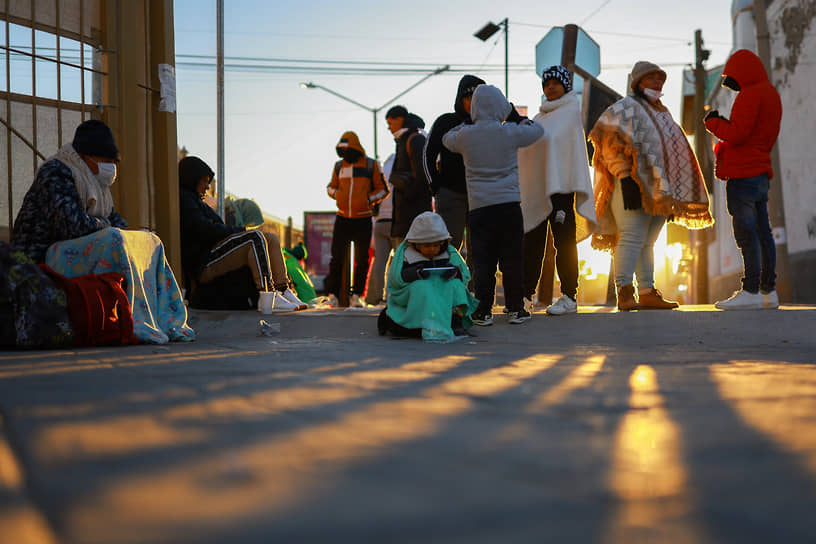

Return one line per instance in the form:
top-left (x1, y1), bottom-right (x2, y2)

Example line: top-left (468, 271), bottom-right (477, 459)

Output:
top-left (422, 75), bottom-right (485, 251)
top-left (705, 49), bottom-right (782, 311)
top-left (385, 106), bottom-right (432, 243)
top-left (178, 156), bottom-right (305, 311)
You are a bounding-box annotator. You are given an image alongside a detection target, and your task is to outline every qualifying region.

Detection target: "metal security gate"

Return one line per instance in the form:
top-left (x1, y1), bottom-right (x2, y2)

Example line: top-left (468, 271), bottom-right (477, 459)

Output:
top-left (1, 0), bottom-right (182, 273)
top-left (1, 0), bottom-right (104, 241)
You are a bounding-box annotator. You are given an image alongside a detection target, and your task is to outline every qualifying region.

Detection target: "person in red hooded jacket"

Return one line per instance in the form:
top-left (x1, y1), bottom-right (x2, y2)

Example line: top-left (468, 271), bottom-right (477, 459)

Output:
top-left (705, 49), bottom-right (782, 311)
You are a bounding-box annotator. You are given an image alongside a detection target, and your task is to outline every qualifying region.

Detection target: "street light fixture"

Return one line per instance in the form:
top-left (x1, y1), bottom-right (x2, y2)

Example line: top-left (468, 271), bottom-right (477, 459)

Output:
top-left (299, 65), bottom-right (450, 160)
top-left (474, 18), bottom-right (509, 97)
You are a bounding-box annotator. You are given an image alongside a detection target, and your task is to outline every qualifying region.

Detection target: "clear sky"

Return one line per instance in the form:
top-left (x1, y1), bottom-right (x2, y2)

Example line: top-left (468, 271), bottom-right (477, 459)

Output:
top-left (173, 0), bottom-right (734, 227)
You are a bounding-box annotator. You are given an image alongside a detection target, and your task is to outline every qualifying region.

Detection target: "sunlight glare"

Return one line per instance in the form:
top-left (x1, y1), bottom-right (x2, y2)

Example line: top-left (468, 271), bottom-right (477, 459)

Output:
top-left (529, 355), bottom-right (606, 411)
top-left (605, 365), bottom-right (703, 540)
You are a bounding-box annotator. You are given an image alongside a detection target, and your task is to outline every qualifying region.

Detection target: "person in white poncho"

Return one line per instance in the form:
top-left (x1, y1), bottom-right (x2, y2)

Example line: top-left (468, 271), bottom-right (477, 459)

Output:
top-left (517, 65), bottom-right (597, 316)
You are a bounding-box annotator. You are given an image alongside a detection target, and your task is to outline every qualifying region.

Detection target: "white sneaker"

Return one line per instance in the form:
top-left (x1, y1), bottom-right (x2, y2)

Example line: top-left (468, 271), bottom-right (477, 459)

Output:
top-left (281, 288), bottom-right (307, 310)
top-left (326, 294), bottom-right (339, 308)
top-left (350, 294), bottom-right (364, 308)
top-left (308, 296), bottom-right (331, 309)
top-left (270, 292), bottom-right (299, 311)
top-left (547, 295), bottom-right (578, 316)
top-left (714, 289), bottom-right (764, 310)
top-left (762, 289), bottom-right (779, 309)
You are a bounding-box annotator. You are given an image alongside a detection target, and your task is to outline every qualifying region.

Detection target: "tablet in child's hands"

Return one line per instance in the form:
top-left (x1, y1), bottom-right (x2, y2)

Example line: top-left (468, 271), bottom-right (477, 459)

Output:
top-left (423, 266), bottom-right (457, 276)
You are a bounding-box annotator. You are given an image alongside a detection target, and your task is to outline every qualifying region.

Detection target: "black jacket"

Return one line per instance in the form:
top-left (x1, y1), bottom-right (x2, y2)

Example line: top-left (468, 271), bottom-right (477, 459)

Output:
top-left (391, 113), bottom-right (432, 238)
top-left (423, 75), bottom-right (485, 196)
top-left (179, 186), bottom-right (244, 280)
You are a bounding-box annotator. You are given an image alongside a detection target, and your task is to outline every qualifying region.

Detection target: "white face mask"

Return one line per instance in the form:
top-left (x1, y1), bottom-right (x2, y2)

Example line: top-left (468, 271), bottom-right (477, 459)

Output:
top-left (643, 88), bottom-right (663, 103)
top-left (96, 162), bottom-right (118, 187)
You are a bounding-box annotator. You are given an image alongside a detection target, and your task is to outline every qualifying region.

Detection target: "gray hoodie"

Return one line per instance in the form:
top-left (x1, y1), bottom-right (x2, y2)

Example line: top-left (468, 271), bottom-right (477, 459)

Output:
top-left (442, 85), bottom-right (543, 211)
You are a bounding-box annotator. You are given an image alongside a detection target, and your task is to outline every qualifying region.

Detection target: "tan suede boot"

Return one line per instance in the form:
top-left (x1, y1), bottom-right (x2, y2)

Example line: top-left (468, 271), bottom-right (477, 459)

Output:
top-left (637, 287), bottom-right (679, 309)
top-left (616, 284), bottom-right (638, 311)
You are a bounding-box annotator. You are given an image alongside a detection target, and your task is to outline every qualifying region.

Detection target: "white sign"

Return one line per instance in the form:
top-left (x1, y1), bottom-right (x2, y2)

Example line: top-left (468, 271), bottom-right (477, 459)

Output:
top-left (158, 63), bottom-right (176, 113)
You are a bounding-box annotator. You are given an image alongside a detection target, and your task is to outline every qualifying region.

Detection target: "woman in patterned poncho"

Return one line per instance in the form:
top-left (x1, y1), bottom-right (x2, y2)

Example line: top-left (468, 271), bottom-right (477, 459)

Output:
top-left (589, 61), bottom-right (713, 311)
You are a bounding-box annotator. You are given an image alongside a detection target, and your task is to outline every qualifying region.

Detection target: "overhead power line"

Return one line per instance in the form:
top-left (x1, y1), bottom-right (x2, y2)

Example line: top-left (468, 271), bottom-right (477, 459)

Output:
top-left (3, 47), bottom-right (691, 76)
top-left (176, 53), bottom-right (532, 69)
top-left (178, 54), bottom-right (454, 67)
top-left (174, 53), bottom-right (536, 76)
top-left (175, 61), bottom-right (535, 76)
top-left (508, 23), bottom-right (730, 45)
top-left (580, 0), bottom-right (612, 25)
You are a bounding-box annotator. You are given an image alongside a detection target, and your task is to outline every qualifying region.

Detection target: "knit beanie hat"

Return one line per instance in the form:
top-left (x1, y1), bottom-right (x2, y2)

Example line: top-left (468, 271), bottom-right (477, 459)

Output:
top-left (629, 61), bottom-right (667, 91)
top-left (405, 212), bottom-right (451, 244)
top-left (541, 65), bottom-right (572, 93)
top-left (72, 119), bottom-right (119, 159)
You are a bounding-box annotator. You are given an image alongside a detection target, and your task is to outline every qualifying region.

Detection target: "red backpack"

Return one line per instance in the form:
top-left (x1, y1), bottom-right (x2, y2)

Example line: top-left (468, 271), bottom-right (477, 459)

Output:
top-left (40, 265), bottom-right (138, 346)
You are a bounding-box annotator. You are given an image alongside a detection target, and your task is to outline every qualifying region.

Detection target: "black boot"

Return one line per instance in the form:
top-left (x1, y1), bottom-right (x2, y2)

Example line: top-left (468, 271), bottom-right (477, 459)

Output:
top-left (377, 308), bottom-right (389, 336)
top-left (452, 313), bottom-right (477, 337)
top-left (451, 313), bottom-right (467, 337)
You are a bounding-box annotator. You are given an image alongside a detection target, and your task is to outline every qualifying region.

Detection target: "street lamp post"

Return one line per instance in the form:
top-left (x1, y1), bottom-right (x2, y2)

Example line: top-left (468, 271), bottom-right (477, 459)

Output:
top-left (300, 65), bottom-right (449, 160)
top-left (474, 18), bottom-right (509, 97)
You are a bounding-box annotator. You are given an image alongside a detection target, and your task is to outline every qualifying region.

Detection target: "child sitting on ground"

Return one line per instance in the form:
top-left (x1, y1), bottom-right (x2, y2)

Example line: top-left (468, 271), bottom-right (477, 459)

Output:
top-left (378, 212), bottom-right (479, 342)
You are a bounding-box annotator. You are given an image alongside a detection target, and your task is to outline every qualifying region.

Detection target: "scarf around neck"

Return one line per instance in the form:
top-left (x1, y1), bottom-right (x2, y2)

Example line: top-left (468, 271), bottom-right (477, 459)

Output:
top-left (53, 143), bottom-right (114, 218)
top-left (538, 91), bottom-right (574, 114)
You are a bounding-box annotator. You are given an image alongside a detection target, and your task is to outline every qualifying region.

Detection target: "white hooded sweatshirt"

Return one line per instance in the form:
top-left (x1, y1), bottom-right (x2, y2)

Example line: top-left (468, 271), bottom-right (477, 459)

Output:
top-left (442, 85), bottom-right (543, 212)
top-left (517, 91), bottom-right (597, 241)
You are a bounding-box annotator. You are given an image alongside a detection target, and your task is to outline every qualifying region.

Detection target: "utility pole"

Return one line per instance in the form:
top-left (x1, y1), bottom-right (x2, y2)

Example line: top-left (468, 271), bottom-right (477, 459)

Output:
top-left (693, 29), bottom-right (710, 303)
top-left (754, 0), bottom-right (791, 301)
top-left (503, 17), bottom-right (509, 98)
top-left (216, 0), bottom-right (225, 219)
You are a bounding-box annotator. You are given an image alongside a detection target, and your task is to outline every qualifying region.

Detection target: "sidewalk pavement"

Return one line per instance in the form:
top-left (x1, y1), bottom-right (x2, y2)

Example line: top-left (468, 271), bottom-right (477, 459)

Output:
top-left (1, 304), bottom-right (816, 543)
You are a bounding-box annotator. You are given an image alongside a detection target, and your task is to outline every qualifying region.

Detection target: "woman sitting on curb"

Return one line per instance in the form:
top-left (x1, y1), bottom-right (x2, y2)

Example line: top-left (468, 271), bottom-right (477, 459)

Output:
top-left (12, 120), bottom-right (194, 344)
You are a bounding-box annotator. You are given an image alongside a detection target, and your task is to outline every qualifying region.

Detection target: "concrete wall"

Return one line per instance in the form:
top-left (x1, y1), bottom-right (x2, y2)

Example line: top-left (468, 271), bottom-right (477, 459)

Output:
top-left (768, 0), bottom-right (816, 300)
top-left (702, 0), bottom-right (816, 302)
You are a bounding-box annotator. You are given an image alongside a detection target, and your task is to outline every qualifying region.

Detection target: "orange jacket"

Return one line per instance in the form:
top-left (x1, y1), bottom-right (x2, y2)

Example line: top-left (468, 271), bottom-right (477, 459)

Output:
top-left (327, 131), bottom-right (388, 218)
top-left (705, 49), bottom-right (782, 180)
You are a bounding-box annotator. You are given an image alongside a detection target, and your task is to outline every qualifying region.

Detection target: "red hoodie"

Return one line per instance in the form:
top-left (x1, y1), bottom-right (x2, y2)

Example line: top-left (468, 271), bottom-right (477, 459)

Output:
top-left (705, 49), bottom-right (782, 180)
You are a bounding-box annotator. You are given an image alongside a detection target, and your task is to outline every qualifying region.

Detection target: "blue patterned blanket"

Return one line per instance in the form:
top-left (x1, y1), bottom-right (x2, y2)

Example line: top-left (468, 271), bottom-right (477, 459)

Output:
top-left (45, 228), bottom-right (195, 344)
